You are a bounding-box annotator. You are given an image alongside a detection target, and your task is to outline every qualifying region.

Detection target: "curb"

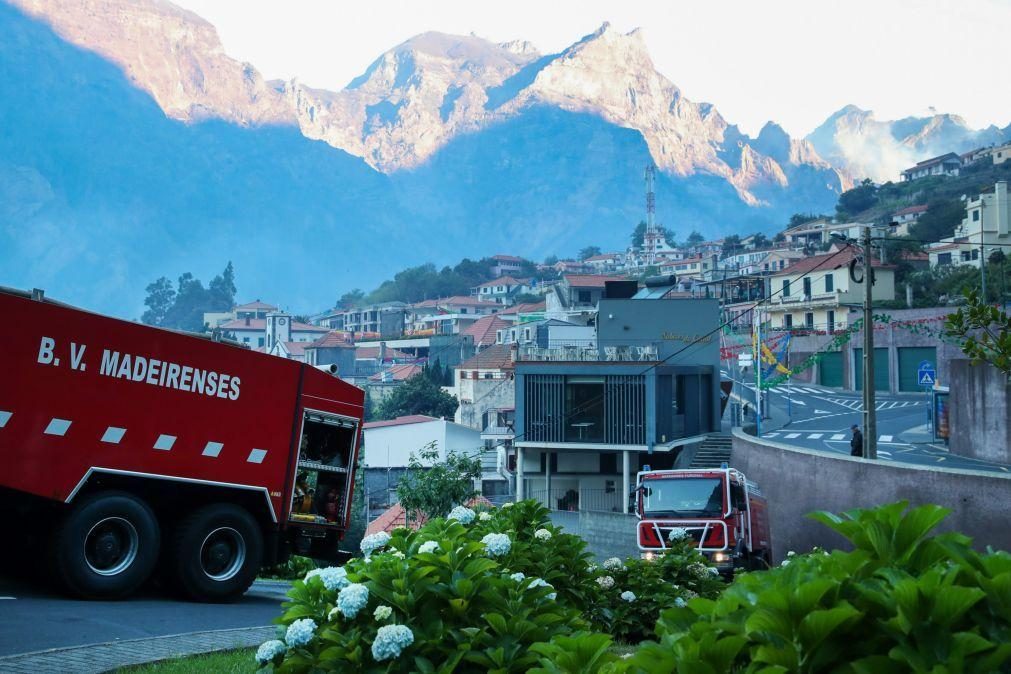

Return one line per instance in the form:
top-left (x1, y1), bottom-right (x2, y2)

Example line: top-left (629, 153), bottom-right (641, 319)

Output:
top-left (0, 625), bottom-right (275, 674)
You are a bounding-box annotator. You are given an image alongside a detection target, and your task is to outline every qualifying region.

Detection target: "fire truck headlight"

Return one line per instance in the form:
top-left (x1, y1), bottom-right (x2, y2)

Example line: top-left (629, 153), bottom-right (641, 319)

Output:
top-left (713, 552), bottom-right (730, 563)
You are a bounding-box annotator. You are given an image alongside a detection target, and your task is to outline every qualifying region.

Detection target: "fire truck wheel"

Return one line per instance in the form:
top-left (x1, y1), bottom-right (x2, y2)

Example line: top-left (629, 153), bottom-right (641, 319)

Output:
top-left (52, 491), bottom-right (160, 599)
top-left (169, 504), bottom-right (263, 602)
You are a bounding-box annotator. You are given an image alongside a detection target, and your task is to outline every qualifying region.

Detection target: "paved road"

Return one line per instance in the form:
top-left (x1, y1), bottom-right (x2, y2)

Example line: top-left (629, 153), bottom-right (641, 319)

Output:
top-left (727, 377), bottom-right (1010, 474)
top-left (0, 577), bottom-right (289, 657)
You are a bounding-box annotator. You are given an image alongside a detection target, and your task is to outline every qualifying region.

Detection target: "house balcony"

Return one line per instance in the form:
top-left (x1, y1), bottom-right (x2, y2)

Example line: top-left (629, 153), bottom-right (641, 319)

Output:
top-left (518, 340), bottom-right (661, 362)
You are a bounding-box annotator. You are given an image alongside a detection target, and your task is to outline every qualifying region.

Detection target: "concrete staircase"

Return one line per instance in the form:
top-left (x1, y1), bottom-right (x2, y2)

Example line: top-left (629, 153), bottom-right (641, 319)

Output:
top-left (688, 435), bottom-right (734, 468)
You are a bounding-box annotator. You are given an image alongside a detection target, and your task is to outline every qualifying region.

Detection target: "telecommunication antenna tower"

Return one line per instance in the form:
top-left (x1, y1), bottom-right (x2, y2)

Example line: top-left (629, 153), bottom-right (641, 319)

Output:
top-left (644, 163), bottom-right (658, 265)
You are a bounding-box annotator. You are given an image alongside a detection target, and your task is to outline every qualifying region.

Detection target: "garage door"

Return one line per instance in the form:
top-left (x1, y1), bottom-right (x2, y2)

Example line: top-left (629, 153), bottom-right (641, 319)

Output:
top-left (853, 348), bottom-right (889, 391)
top-left (818, 352), bottom-right (843, 388)
top-left (898, 347), bottom-right (937, 392)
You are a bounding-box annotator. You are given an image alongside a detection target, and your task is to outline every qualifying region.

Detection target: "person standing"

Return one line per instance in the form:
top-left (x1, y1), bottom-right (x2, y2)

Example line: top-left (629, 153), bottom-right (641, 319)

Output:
top-left (850, 424), bottom-right (864, 457)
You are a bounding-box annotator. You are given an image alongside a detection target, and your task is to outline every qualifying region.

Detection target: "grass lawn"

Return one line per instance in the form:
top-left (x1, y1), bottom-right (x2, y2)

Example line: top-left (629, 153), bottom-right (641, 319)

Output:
top-left (117, 648), bottom-right (255, 673)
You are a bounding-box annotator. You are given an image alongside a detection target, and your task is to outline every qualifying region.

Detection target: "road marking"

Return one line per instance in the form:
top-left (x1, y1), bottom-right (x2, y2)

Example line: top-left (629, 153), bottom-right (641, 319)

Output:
top-left (879, 435), bottom-right (893, 442)
top-left (806, 433), bottom-right (823, 439)
top-left (830, 434), bottom-right (845, 440)
top-left (788, 398), bottom-right (807, 406)
top-left (814, 409), bottom-right (832, 415)
top-left (784, 433), bottom-right (801, 439)
top-left (764, 432), bottom-right (780, 438)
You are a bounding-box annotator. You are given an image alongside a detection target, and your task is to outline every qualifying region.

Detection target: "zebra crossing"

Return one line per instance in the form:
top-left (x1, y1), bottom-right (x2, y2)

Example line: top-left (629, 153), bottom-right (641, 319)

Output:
top-left (814, 397), bottom-right (924, 412)
top-left (763, 430), bottom-right (900, 450)
top-left (741, 383), bottom-right (838, 395)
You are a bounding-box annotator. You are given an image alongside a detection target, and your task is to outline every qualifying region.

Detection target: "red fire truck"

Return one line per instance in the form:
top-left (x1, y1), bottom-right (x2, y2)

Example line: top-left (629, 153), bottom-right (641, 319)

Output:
top-left (635, 466), bottom-right (772, 572)
top-left (0, 287), bottom-right (364, 600)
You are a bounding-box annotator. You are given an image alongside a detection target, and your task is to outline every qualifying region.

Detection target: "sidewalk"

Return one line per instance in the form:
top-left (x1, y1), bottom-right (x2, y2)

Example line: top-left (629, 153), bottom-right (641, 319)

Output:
top-left (0, 625), bottom-right (274, 674)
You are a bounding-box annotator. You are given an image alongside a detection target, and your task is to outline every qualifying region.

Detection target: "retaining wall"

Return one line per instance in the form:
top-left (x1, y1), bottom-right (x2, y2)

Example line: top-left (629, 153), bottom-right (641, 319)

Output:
top-left (731, 428), bottom-right (1011, 562)
top-left (949, 360), bottom-right (1011, 464)
top-left (549, 510), bottom-right (639, 561)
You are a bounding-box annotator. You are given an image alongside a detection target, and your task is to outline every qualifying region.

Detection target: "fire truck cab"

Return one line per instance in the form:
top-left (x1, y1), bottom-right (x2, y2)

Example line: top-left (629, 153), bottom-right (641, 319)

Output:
top-left (635, 466), bottom-right (772, 572)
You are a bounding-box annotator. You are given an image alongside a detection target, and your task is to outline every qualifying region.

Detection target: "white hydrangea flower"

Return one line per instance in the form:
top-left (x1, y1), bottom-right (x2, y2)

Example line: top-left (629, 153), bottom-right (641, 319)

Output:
top-left (528, 577), bottom-right (556, 600)
top-left (501, 502), bottom-right (513, 508)
top-left (371, 624), bottom-right (415, 661)
top-left (418, 540), bottom-right (439, 554)
top-left (596, 575), bottom-right (615, 590)
top-left (684, 589), bottom-right (698, 599)
top-left (781, 559), bottom-right (790, 567)
top-left (390, 548), bottom-right (405, 559)
top-left (668, 527), bottom-right (689, 541)
top-left (787, 550), bottom-right (796, 557)
top-left (707, 567), bottom-right (719, 575)
top-left (255, 639), bottom-right (286, 664)
top-left (316, 566), bottom-right (349, 592)
top-left (285, 618), bottom-right (316, 648)
top-left (689, 562), bottom-right (709, 578)
top-left (360, 531), bottom-right (391, 557)
top-left (373, 605), bottom-right (393, 621)
top-left (479, 511), bottom-right (492, 521)
top-left (620, 590), bottom-right (636, 602)
top-left (675, 597), bottom-right (687, 608)
top-left (447, 505), bottom-right (476, 524)
top-left (510, 572), bottom-right (526, 582)
top-left (303, 568), bottom-right (322, 582)
top-left (534, 528), bottom-right (552, 541)
top-left (336, 583), bottom-right (370, 619)
top-left (603, 557), bottom-right (624, 571)
top-left (587, 563), bottom-right (598, 572)
top-left (482, 532), bottom-right (511, 557)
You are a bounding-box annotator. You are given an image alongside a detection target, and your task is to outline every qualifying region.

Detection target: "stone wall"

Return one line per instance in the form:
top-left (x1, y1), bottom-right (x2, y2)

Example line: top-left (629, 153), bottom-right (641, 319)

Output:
top-left (549, 510), bottom-right (640, 561)
top-left (731, 429), bottom-right (1011, 562)
top-left (949, 359), bottom-right (1011, 464)
top-left (455, 377), bottom-right (515, 430)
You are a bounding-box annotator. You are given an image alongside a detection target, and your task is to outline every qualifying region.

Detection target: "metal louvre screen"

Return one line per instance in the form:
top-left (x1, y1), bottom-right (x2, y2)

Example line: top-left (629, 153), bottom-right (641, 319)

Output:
top-left (605, 375), bottom-right (646, 444)
top-left (525, 375), bottom-right (564, 442)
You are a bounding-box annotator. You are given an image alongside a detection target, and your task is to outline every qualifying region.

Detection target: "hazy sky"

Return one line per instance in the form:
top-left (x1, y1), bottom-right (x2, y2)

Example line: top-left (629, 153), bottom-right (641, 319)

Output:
top-left (175, 0), bottom-right (1010, 137)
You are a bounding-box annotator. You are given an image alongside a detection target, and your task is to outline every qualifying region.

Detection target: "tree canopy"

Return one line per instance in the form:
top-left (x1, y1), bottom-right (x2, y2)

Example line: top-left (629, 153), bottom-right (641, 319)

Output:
top-left (376, 372), bottom-right (459, 421)
top-left (836, 179), bottom-right (878, 219)
top-left (686, 231), bottom-right (705, 245)
top-left (395, 443), bottom-right (481, 524)
top-left (579, 246), bottom-right (602, 261)
top-left (141, 262), bottom-right (236, 332)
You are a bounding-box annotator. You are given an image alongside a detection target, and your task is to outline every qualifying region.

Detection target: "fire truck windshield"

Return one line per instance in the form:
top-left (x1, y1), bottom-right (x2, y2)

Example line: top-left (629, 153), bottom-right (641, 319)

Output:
top-left (641, 478), bottom-right (724, 517)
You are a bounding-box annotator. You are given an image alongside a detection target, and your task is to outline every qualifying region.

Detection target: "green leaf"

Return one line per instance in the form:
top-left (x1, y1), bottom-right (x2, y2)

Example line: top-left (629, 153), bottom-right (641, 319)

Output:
top-left (893, 504), bottom-right (951, 560)
top-left (798, 604), bottom-right (861, 649)
top-left (932, 585), bottom-right (985, 626)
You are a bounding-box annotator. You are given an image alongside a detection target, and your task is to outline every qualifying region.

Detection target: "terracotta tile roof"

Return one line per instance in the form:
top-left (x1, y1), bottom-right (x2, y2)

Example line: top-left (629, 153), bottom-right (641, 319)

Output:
top-left (584, 253), bottom-right (621, 262)
top-left (356, 346), bottom-right (413, 361)
top-left (893, 204), bottom-right (928, 216)
top-left (456, 343), bottom-right (516, 371)
top-left (307, 331), bottom-right (354, 348)
top-left (563, 274), bottom-right (626, 288)
top-left (499, 301), bottom-right (545, 315)
top-left (234, 300), bottom-right (278, 312)
top-left (281, 341), bottom-right (307, 357)
top-left (463, 315), bottom-right (510, 346)
top-left (929, 243), bottom-right (963, 252)
top-left (369, 363), bottom-right (423, 382)
top-left (904, 153), bottom-right (960, 172)
top-left (771, 248), bottom-right (893, 276)
top-left (364, 496), bottom-right (494, 536)
top-left (219, 318), bottom-right (327, 332)
top-left (901, 250), bottom-right (930, 261)
top-left (364, 414), bottom-right (438, 430)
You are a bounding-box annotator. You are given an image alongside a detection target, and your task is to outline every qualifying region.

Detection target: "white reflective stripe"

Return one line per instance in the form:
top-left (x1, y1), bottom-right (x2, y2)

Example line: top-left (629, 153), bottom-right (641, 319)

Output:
top-left (247, 448), bottom-right (268, 464)
top-left (153, 434), bottom-right (176, 451)
top-left (202, 441), bottom-right (224, 458)
top-left (0, 411), bottom-right (11, 428)
top-left (807, 433), bottom-right (823, 439)
top-left (101, 427), bottom-right (126, 444)
top-left (879, 435), bottom-right (894, 442)
top-left (784, 433), bottom-right (800, 439)
top-left (831, 434), bottom-right (846, 440)
top-left (44, 418), bottom-right (71, 436)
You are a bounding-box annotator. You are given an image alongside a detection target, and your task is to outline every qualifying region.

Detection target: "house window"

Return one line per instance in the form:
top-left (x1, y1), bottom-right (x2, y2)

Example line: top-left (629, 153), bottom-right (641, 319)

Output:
top-left (539, 452), bottom-right (559, 473)
top-left (973, 210), bottom-right (980, 221)
top-left (805, 313), bottom-right (814, 328)
top-left (803, 277), bottom-right (812, 296)
top-left (784, 314), bottom-right (793, 328)
top-left (564, 376), bottom-right (605, 443)
top-left (258, 337), bottom-right (265, 347)
top-left (825, 274), bottom-right (834, 292)
top-left (972, 249), bottom-right (979, 260)
top-left (460, 371), bottom-right (468, 379)
top-left (243, 337), bottom-right (250, 344)
top-left (782, 279), bottom-right (791, 297)
top-left (827, 310), bottom-right (835, 330)
top-left (578, 290), bottom-right (592, 304)
top-left (938, 253), bottom-right (952, 266)
top-left (962, 251), bottom-right (971, 262)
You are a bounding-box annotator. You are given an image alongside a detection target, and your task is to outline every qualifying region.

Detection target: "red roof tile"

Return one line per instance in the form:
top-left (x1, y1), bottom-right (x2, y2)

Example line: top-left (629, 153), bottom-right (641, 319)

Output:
top-left (308, 331), bottom-right (354, 348)
top-left (234, 300), bottom-right (278, 312)
top-left (463, 315), bottom-right (510, 346)
top-left (364, 414), bottom-right (439, 430)
top-left (563, 274), bottom-right (626, 288)
top-left (771, 248), bottom-right (893, 276)
top-left (893, 204), bottom-right (928, 216)
top-left (499, 301), bottom-right (545, 315)
top-left (456, 343), bottom-right (516, 371)
top-left (280, 341), bottom-right (308, 357)
top-left (355, 346), bottom-right (413, 361)
top-left (369, 363), bottom-right (423, 382)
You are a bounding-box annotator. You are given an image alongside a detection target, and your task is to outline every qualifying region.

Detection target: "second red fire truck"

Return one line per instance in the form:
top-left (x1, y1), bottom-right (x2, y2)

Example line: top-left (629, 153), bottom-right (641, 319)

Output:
top-left (635, 465), bottom-right (772, 572)
top-left (0, 287), bottom-right (365, 601)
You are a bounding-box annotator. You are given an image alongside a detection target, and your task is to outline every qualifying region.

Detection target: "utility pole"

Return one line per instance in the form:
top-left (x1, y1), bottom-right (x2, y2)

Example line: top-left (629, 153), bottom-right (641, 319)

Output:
top-left (981, 235), bottom-right (987, 302)
top-left (862, 225), bottom-right (877, 460)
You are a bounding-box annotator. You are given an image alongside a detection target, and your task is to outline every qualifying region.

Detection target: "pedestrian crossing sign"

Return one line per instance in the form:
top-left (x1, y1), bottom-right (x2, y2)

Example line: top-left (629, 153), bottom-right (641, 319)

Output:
top-left (917, 360), bottom-right (936, 387)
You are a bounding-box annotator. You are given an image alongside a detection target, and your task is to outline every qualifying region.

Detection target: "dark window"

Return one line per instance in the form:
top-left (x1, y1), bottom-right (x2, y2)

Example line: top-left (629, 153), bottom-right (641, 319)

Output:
top-left (565, 376), bottom-right (605, 442)
top-left (803, 277), bottom-right (812, 296)
top-left (939, 253), bottom-right (952, 265)
top-left (782, 279), bottom-right (791, 297)
top-left (578, 290), bottom-right (592, 304)
top-left (805, 313), bottom-right (814, 328)
top-left (827, 310), bottom-right (835, 330)
top-left (825, 274), bottom-right (834, 292)
top-left (600, 452), bottom-right (618, 474)
top-left (973, 210), bottom-right (980, 221)
top-left (784, 314), bottom-right (793, 328)
top-left (972, 249), bottom-right (979, 260)
top-left (539, 452), bottom-right (558, 473)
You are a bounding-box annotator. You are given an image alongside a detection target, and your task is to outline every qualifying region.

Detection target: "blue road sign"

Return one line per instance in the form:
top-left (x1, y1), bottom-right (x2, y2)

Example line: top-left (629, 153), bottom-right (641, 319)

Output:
top-left (917, 361), bottom-right (936, 387)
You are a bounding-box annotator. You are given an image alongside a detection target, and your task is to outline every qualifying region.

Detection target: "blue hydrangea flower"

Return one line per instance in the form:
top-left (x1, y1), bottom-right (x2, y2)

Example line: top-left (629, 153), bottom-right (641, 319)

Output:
top-left (481, 532), bottom-right (511, 557)
top-left (620, 590), bottom-right (636, 602)
top-left (360, 532), bottom-right (391, 557)
top-left (668, 527), bottom-right (689, 541)
top-left (303, 568), bottom-right (322, 582)
top-left (603, 557), bottom-right (624, 571)
top-left (316, 566), bottom-right (349, 592)
top-left (285, 618), bottom-right (316, 648)
top-left (510, 572), bottom-right (526, 582)
top-left (418, 540), bottom-right (439, 554)
top-left (255, 639), bottom-right (286, 664)
top-left (675, 596), bottom-right (687, 608)
top-left (528, 577), bottom-right (556, 600)
top-left (337, 583), bottom-right (370, 619)
top-left (448, 505), bottom-right (476, 524)
top-left (371, 624), bottom-right (414, 661)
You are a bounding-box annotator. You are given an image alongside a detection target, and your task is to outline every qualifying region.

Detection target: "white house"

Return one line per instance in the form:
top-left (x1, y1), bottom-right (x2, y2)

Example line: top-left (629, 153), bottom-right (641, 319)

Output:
top-left (929, 181), bottom-right (1011, 268)
top-left (220, 312), bottom-right (327, 350)
top-left (890, 205), bottom-right (928, 236)
top-left (362, 415), bottom-right (482, 468)
top-left (901, 153), bottom-right (961, 181)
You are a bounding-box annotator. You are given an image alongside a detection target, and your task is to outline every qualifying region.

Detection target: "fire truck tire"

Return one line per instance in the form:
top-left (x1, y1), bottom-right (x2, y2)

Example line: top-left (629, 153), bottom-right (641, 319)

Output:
top-left (169, 504), bottom-right (263, 602)
top-left (52, 491), bottom-right (160, 599)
